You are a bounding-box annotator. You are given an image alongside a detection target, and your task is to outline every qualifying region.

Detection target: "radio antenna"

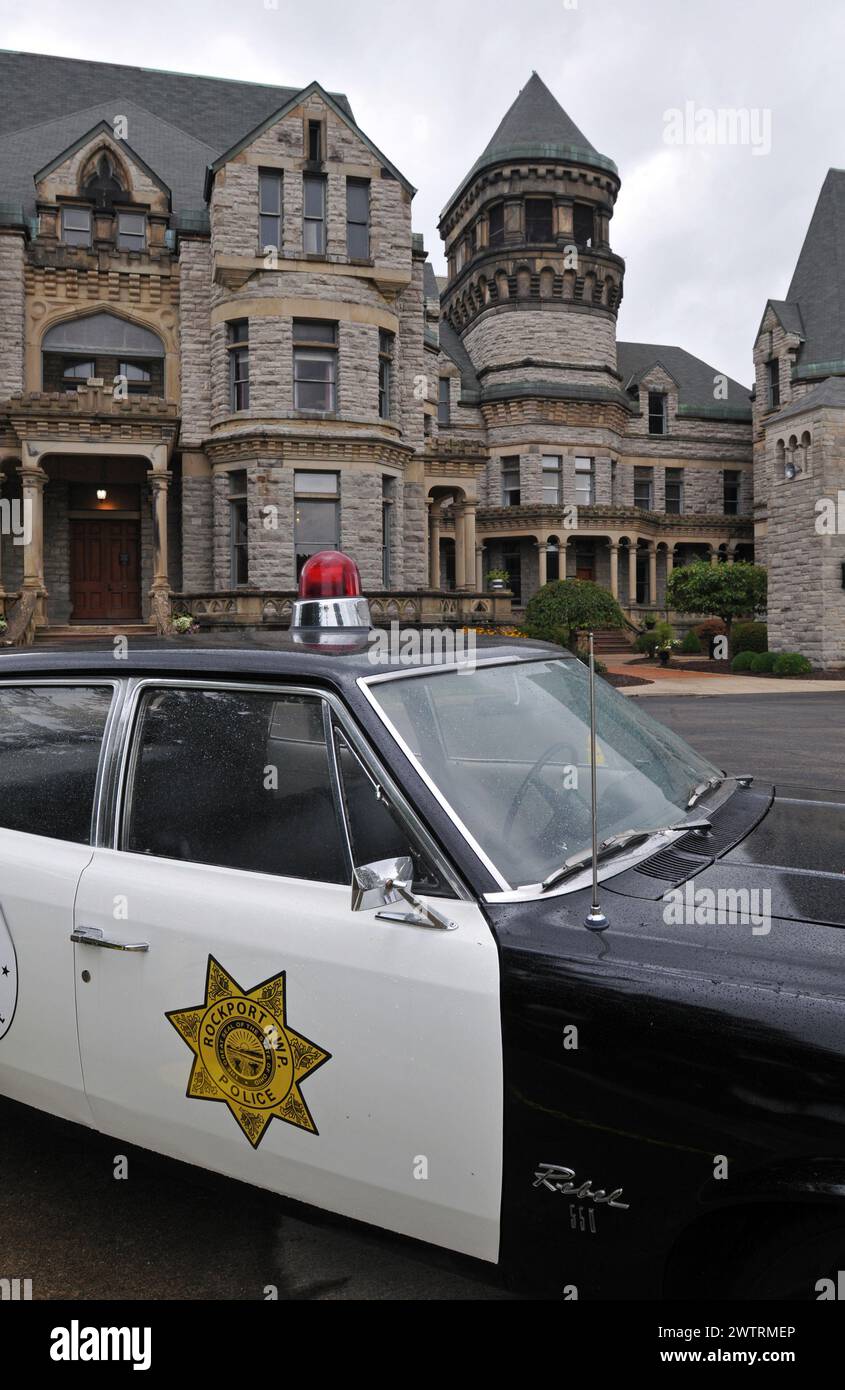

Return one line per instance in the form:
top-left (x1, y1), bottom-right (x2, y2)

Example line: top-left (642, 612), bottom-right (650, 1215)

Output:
top-left (584, 631), bottom-right (610, 932)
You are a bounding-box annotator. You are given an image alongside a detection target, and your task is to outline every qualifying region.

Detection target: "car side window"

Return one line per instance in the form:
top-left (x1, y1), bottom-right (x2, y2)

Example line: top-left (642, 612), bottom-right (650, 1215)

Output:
top-left (334, 727), bottom-right (452, 897)
top-left (0, 684), bottom-right (113, 844)
top-left (123, 687), bottom-right (348, 883)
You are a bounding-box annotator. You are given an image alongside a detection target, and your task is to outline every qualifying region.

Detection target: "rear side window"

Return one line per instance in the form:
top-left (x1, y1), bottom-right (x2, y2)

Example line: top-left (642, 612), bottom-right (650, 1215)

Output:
top-left (0, 685), bottom-right (112, 843)
top-left (123, 687), bottom-right (348, 883)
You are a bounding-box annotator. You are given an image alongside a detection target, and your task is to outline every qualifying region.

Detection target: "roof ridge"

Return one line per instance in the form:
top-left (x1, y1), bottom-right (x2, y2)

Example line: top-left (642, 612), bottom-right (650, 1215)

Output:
top-left (0, 47), bottom-right (339, 98)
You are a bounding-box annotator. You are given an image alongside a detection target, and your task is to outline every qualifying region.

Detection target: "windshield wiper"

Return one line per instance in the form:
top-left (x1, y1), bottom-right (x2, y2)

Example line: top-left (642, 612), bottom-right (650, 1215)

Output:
top-left (687, 773), bottom-right (754, 808)
top-left (540, 817), bottom-right (713, 892)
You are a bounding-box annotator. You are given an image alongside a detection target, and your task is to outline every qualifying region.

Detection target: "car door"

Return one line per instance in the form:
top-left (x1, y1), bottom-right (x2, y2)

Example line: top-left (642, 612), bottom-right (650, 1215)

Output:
top-left (73, 678), bottom-right (503, 1263)
top-left (0, 680), bottom-right (117, 1124)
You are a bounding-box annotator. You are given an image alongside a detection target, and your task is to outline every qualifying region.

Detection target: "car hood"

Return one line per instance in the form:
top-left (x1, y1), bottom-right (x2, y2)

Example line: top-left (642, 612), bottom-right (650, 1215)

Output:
top-left (606, 783), bottom-right (845, 929)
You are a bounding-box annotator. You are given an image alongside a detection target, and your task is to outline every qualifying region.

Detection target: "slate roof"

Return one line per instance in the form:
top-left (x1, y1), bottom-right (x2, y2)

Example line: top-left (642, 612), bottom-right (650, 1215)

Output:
top-left (0, 49), bottom-right (353, 221)
top-left (439, 320), bottom-right (481, 400)
top-left (617, 341), bottom-right (751, 416)
top-left (767, 374), bottom-right (845, 425)
top-left (423, 261), bottom-right (440, 301)
top-left (783, 168), bottom-right (845, 373)
top-left (441, 72), bottom-right (616, 219)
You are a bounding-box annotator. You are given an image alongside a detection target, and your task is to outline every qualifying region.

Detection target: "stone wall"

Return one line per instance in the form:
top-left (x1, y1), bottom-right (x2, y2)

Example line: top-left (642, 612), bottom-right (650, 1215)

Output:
top-left (0, 232), bottom-right (25, 397)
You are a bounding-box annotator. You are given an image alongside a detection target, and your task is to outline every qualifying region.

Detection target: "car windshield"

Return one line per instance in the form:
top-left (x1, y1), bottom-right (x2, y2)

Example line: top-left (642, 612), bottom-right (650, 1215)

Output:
top-left (366, 656), bottom-right (723, 889)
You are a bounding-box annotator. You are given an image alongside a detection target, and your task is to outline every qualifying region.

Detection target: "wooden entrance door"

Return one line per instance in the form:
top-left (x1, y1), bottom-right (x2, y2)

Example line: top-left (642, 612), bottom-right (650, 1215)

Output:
top-left (70, 520), bottom-right (142, 622)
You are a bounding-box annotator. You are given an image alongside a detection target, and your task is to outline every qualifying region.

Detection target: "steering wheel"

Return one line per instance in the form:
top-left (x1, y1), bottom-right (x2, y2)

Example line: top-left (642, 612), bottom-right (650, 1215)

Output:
top-left (502, 738), bottom-right (579, 840)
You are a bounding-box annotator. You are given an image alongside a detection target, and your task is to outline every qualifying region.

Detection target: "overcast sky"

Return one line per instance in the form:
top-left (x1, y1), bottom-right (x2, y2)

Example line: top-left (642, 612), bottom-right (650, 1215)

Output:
top-left (2, 0), bottom-right (843, 386)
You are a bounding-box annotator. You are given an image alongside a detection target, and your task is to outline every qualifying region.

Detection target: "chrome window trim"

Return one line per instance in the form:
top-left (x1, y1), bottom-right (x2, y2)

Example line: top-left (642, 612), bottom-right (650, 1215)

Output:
top-left (0, 676), bottom-right (120, 847)
top-left (109, 676), bottom-right (470, 901)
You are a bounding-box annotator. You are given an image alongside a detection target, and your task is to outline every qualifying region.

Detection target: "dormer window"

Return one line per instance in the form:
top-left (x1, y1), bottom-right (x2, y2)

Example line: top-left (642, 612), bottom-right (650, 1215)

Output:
top-left (767, 358), bottom-right (780, 409)
top-left (307, 120), bottom-right (323, 162)
top-left (648, 391), bottom-right (667, 435)
top-left (573, 204), bottom-right (594, 247)
top-left (61, 206), bottom-right (92, 247)
top-left (525, 198), bottom-right (553, 242)
top-left (117, 211), bottom-right (146, 252)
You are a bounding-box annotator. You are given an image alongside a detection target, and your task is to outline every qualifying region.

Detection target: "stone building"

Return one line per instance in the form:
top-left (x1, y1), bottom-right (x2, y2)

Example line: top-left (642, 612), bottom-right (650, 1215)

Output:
top-left (0, 55), bottom-right (758, 642)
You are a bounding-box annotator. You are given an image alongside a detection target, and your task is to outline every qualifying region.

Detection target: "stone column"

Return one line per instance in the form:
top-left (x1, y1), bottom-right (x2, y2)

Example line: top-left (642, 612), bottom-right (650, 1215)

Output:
top-left (609, 542), bottom-right (619, 599)
top-left (18, 463), bottom-right (48, 622)
top-left (727, 547), bottom-right (735, 566)
top-left (710, 548), bottom-right (719, 567)
top-left (453, 503), bottom-right (467, 590)
top-left (475, 544), bottom-right (484, 591)
top-left (628, 542), bottom-right (638, 608)
top-left (0, 463), bottom-right (6, 601)
top-left (149, 469), bottom-right (173, 632)
top-left (461, 501), bottom-right (477, 592)
top-left (536, 542), bottom-right (548, 588)
top-left (428, 500), bottom-right (441, 589)
top-left (648, 543), bottom-right (657, 606)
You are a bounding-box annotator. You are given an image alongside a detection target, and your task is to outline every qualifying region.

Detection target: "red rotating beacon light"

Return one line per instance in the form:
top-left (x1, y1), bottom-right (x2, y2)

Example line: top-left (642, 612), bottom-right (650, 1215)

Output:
top-left (292, 549), bottom-right (370, 633)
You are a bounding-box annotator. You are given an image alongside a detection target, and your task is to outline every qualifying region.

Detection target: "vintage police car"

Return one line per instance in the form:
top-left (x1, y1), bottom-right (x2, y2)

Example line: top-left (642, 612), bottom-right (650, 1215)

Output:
top-left (0, 551), bottom-right (843, 1300)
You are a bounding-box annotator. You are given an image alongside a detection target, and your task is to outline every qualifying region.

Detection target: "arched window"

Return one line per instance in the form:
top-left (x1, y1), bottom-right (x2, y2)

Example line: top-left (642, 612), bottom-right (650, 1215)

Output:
top-left (81, 150), bottom-right (126, 208)
top-left (801, 430), bottom-right (812, 471)
top-left (42, 312), bottom-right (164, 395)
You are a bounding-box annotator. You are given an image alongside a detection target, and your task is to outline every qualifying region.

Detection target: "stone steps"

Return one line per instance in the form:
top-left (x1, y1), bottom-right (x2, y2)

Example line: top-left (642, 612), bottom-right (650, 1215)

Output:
top-left (36, 623), bottom-right (158, 641)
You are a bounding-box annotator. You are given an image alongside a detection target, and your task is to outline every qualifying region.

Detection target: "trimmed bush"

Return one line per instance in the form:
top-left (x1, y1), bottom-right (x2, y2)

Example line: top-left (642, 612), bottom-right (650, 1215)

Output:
top-left (680, 629), bottom-right (702, 654)
top-left (732, 620), bottom-right (768, 655)
top-left (695, 618), bottom-right (727, 641)
top-left (635, 620), bottom-right (675, 657)
top-left (750, 651), bottom-right (777, 674)
top-left (523, 579), bottom-right (625, 649)
top-left (772, 652), bottom-right (813, 678)
top-left (731, 651), bottom-right (756, 672)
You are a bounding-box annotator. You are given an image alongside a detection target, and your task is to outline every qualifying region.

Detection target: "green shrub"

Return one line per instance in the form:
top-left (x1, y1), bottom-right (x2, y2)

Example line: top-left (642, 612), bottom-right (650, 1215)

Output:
top-left (523, 579), bottom-right (625, 649)
top-left (772, 652), bottom-right (813, 677)
top-left (731, 651), bottom-right (756, 672)
top-left (749, 651), bottom-right (777, 673)
top-left (680, 629), bottom-right (702, 654)
top-left (634, 620), bottom-right (674, 657)
top-left (635, 632), bottom-right (654, 654)
top-left (732, 621), bottom-right (768, 655)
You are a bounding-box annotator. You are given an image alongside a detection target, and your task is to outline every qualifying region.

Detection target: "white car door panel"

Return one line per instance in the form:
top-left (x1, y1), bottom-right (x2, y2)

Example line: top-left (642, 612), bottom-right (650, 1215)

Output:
top-left (74, 682), bottom-right (503, 1262)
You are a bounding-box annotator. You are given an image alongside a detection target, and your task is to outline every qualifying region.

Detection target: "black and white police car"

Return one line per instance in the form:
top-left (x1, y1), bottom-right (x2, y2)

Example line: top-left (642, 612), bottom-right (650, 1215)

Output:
top-left (1, 550), bottom-right (843, 1299)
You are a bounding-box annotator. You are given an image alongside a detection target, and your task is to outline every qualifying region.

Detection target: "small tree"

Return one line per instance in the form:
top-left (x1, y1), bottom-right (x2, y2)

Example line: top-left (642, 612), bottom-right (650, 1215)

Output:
top-left (666, 560), bottom-right (767, 647)
top-left (524, 579), bottom-right (625, 650)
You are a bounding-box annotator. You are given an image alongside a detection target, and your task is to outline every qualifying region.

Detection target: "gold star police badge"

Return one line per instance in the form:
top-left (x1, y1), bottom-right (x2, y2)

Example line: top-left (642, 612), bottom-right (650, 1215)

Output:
top-left (166, 956), bottom-right (331, 1148)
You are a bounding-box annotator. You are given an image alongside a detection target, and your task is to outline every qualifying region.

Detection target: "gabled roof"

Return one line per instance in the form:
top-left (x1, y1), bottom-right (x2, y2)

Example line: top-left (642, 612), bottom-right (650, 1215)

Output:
top-left (767, 374), bottom-right (845, 425)
top-left (784, 169), bottom-right (845, 371)
top-left (617, 342), bottom-right (751, 416)
top-left (204, 79), bottom-right (414, 200)
top-left (34, 120), bottom-right (172, 203)
top-left (441, 72), bottom-right (616, 219)
top-left (0, 50), bottom-right (353, 221)
top-left (759, 298), bottom-right (805, 340)
top-left (423, 260), bottom-right (440, 301)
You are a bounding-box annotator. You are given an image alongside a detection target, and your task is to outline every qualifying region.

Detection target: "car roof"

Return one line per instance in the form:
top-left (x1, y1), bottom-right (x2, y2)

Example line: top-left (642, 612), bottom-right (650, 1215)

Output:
top-left (0, 631), bottom-right (565, 690)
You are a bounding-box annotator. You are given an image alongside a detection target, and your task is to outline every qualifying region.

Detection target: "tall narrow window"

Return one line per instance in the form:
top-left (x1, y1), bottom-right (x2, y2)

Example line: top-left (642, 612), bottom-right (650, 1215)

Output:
top-left (227, 320), bottom-right (250, 411)
top-left (294, 471), bottom-right (339, 576)
top-left (382, 475), bottom-right (394, 587)
top-left (573, 204), bottom-right (594, 247)
top-left (378, 330), bottom-right (393, 419)
top-left (648, 391), bottom-right (667, 435)
top-left (541, 455), bottom-right (562, 505)
top-left (347, 179), bottom-right (370, 259)
top-left (307, 120), bottom-right (322, 163)
top-left (303, 175), bottom-right (326, 254)
top-left (501, 457), bottom-right (521, 506)
top-left (229, 470), bottom-right (249, 586)
top-left (723, 469), bottom-right (741, 515)
top-left (525, 198), bottom-right (553, 242)
top-left (574, 456), bottom-right (594, 506)
top-left (61, 206), bottom-right (92, 247)
top-left (634, 467), bottom-right (654, 510)
top-left (767, 358), bottom-right (780, 409)
top-left (293, 320), bottom-right (337, 411)
top-left (259, 170), bottom-right (282, 251)
top-left (438, 376), bottom-right (451, 426)
top-left (117, 211), bottom-right (146, 252)
top-left (665, 467), bottom-right (684, 514)
top-left (487, 202), bottom-right (504, 247)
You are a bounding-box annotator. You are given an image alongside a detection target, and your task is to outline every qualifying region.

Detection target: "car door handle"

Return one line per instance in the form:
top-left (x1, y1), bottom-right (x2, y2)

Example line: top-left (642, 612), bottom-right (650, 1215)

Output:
top-left (70, 926), bottom-right (149, 953)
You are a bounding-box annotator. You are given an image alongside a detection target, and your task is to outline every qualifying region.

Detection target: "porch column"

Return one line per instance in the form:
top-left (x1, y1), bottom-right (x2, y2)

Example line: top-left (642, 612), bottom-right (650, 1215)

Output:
top-left (428, 500), bottom-right (441, 589)
top-left (18, 463), bottom-right (48, 622)
top-left (727, 547), bottom-right (735, 566)
top-left (461, 501), bottom-right (477, 592)
top-left (628, 542), bottom-right (638, 607)
top-left (536, 541), bottom-right (548, 588)
top-left (710, 548), bottom-right (719, 567)
top-left (648, 542), bottom-right (657, 606)
top-left (149, 469), bottom-right (173, 633)
top-left (0, 463), bottom-right (6, 601)
top-left (666, 547), bottom-right (675, 582)
top-left (453, 503), bottom-right (467, 590)
top-left (609, 542), bottom-right (619, 599)
top-left (475, 543), bottom-right (484, 591)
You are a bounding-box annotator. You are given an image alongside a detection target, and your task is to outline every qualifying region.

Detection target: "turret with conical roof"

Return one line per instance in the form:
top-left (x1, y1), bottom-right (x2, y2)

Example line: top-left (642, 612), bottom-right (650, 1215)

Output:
top-left (438, 73), bottom-right (626, 417)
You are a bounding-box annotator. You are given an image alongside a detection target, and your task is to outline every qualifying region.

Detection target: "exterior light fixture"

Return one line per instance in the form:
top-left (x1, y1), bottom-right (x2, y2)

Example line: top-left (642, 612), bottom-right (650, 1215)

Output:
top-left (96, 488), bottom-right (108, 501)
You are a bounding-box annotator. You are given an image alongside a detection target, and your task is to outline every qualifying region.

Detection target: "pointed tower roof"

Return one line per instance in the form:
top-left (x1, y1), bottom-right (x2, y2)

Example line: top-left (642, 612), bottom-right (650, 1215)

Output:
top-left (441, 72), bottom-right (616, 219)
top-left (784, 169), bottom-right (845, 375)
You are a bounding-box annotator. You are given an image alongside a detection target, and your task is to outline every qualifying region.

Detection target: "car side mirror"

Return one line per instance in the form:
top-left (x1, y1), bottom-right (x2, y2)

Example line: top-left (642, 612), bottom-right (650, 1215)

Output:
top-left (351, 857), bottom-right (414, 913)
